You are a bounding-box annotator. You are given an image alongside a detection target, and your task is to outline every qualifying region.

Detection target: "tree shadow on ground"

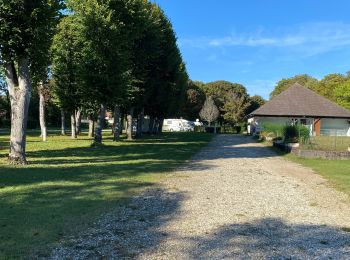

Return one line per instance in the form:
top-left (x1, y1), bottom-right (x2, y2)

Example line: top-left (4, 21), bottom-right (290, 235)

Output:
top-left (48, 186), bottom-right (185, 259)
top-left (0, 133), bottom-right (211, 258)
top-left (185, 218), bottom-right (350, 258)
top-left (50, 192), bottom-right (350, 259)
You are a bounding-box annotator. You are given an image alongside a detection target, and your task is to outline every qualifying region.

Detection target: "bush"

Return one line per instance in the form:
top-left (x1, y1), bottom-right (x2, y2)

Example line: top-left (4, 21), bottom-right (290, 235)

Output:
top-left (261, 123), bottom-right (284, 139)
top-left (283, 125), bottom-right (310, 144)
top-left (235, 126), bottom-right (242, 134)
top-left (205, 126), bottom-right (221, 133)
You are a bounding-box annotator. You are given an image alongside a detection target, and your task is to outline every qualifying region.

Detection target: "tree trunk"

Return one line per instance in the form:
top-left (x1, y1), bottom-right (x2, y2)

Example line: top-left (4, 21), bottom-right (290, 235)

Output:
top-left (5, 59), bottom-right (32, 164)
top-left (148, 116), bottom-right (155, 134)
top-left (94, 103), bottom-right (106, 144)
top-left (126, 107), bottom-right (134, 141)
top-left (71, 112), bottom-right (77, 139)
top-left (136, 108), bottom-right (144, 138)
top-left (75, 109), bottom-right (82, 135)
top-left (38, 83), bottom-right (47, 142)
top-left (61, 109), bottom-right (66, 135)
top-left (88, 118), bottom-right (94, 138)
top-left (113, 105), bottom-right (121, 141)
top-left (157, 117), bottom-right (164, 134)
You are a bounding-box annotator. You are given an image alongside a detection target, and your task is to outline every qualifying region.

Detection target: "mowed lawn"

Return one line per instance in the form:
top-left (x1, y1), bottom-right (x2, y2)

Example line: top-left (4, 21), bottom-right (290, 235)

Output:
top-left (286, 155), bottom-right (350, 196)
top-left (0, 130), bottom-right (212, 259)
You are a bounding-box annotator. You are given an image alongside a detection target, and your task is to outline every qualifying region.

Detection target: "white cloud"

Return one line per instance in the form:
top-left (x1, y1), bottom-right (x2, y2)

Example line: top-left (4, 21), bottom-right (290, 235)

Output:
top-left (180, 22), bottom-right (350, 57)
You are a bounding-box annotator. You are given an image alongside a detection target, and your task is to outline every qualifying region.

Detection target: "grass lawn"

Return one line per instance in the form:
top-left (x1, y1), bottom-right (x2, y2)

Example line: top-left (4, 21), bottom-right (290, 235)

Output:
top-left (285, 154), bottom-right (350, 196)
top-left (300, 136), bottom-right (350, 151)
top-left (0, 130), bottom-right (212, 259)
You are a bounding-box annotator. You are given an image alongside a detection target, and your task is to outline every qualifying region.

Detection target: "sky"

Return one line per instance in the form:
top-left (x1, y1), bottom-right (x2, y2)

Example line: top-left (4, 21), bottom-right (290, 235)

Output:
top-left (155, 0), bottom-right (350, 99)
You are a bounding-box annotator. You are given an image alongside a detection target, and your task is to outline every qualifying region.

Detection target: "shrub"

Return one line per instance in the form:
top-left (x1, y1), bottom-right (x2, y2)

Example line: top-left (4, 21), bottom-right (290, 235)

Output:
top-left (235, 126), bottom-right (242, 134)
top-left (283, 125), bottom-right (310, 144)
top-left (261, 123), bottom-right (284, 138)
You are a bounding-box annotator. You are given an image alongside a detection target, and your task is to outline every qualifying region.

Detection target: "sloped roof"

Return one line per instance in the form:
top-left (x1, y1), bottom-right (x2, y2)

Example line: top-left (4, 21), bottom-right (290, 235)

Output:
top-left (251, 83), bottom-right (350, 118)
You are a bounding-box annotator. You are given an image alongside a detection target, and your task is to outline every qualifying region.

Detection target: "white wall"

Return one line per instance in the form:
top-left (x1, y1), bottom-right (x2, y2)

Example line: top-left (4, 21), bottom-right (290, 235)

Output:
top-left (249, 117), bottom-right (350, 136)
top-left (321, 118), bottom-right (350, 136)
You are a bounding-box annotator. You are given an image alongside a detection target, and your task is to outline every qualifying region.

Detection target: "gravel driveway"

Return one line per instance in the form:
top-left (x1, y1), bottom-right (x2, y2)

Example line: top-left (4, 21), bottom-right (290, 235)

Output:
top-left (51, 135), bottom-right (350, 259)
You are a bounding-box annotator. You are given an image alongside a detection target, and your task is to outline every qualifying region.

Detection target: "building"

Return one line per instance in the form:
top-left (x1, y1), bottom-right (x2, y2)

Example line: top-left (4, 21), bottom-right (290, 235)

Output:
top-left (248, 83), bottom-right (350, 136)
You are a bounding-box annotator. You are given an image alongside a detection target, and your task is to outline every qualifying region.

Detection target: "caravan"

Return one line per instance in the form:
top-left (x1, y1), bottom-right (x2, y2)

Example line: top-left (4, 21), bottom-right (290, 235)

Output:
top-left (162, 119), bottom-right (194, 132)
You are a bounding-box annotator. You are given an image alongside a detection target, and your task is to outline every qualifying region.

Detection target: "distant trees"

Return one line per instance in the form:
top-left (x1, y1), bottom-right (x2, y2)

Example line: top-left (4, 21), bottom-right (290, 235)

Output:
top-left (334, 81), bottom-right (350, 110)
top-left (184, 80), bottom-right (265, 129)
top-left (270, 74), bottom-right (318, 98)
top-left (223, 92), bottom-right (250, 126)
top-left (246, 95), bottom-right (266, 115)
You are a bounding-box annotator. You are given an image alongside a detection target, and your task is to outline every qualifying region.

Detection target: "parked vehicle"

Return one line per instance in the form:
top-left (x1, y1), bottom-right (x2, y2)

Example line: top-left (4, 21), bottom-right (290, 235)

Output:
top-left (162, 119), bottom-right (194, 132)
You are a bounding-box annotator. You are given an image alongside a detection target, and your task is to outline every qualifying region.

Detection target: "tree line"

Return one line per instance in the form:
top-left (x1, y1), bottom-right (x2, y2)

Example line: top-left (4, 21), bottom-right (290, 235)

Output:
top-left (182, 80), bottom-right (266, 128)
top-left (0, 0), bottom-right (188, 164)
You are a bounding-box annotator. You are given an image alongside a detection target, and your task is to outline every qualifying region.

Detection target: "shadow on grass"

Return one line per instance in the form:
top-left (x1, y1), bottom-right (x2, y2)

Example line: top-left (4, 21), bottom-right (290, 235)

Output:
top-left (0, 132), bottom-right (212, 258)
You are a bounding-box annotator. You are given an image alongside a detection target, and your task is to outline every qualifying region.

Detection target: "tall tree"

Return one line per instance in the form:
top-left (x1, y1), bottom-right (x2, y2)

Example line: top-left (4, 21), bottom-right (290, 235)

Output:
top-left (51, 15), bottom-right (85, 139)
top-left (0, 0), bottom-right (63, 164)
top-left (144, 4), bottom-right (189, 131)
top-left (68, 0), bottom-right (135, 144)
top-left (182, 80), bottom-right (206, 120)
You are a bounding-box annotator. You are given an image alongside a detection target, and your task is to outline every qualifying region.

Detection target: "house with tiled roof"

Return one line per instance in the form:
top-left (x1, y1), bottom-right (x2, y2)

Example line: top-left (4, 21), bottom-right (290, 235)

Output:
top-left (248, 83), bottom-right (350, 136)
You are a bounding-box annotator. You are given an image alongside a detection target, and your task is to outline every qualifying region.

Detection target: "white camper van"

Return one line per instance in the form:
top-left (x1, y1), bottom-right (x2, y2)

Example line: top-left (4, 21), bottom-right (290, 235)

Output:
top-left (162, 119), bottom-right (194, 132)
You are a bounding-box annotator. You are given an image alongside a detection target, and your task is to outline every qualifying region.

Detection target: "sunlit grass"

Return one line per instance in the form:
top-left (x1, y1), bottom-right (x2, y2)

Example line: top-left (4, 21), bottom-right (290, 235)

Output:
top-left (300, 136), bottom-right (350, 151)
top-left (286, 154), bottom-right (350, 197)
top-left (0, 130), bottom-right (212, 259)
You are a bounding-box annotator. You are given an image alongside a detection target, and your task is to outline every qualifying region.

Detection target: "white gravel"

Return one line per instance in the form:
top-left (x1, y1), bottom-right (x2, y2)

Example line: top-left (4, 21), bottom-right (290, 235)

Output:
top-left (49, 135), bottom-right (350, 259)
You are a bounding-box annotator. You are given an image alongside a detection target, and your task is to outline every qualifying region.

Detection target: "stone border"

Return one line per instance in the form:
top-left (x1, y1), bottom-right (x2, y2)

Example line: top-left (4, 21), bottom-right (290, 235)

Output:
top-left (272, 141), bottom-right (350, 160)
top-left (291, 148), bottom-right (350, 160)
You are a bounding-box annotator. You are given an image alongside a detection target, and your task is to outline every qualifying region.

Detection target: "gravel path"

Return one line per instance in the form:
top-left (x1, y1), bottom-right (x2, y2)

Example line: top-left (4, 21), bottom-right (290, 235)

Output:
top-left (50, 135), bottom-right (350, 259)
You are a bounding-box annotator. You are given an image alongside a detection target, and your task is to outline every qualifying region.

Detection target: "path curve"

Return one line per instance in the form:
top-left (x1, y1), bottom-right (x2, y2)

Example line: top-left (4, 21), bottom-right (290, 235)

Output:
top-left (51, 135), bottom-right (350, 259)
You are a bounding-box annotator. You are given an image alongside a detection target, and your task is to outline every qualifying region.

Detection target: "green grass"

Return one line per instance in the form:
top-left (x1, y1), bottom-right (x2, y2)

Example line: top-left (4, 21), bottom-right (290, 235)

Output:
top-left (0, 130), bottom-right (212, 259)
top-left (300, 136), bottom-right (350, 151)
top-left (285, 154), bottom-right (350, 196)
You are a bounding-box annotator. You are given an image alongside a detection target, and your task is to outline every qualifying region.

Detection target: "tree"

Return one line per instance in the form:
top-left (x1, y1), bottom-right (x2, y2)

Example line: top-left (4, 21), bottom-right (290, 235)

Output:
top-left (270, 74), bottom-right (318, 98)
top-left (199, 96), bottom-right (220, 126)
top-left (182, 80), bottom-right (206, 120)
top-left (334, 81), bottom-right (350, 111)
top-left (142, 3), bottom-right (189, 134)
top-left (314, 73), bottom-right (347, 102)
top-left (203, 81), bottom-right (249, 125)
top-left (68, 0), bottom-right (135, 144)
top-left (0, 0), bottom-right (63, 164)
top-left (51, 15), bottom-right (85, 139)
top-left (245, 95), bottom-right (266, 115)
top-left (204, 81), bottom-right (247, 109)
top-left (223, 92), bottom-right (250, 125)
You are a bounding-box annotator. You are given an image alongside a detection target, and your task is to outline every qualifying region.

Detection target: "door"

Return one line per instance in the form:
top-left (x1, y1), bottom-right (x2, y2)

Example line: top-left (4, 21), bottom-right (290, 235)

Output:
top-left (314, 118), bottom-right (321, 136)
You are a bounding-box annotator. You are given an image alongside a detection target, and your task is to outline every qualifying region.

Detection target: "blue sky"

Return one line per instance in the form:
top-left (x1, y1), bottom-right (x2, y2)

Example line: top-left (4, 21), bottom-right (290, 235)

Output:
top-left (156, 0), bottom-right (350, 99)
